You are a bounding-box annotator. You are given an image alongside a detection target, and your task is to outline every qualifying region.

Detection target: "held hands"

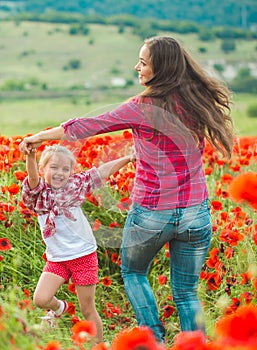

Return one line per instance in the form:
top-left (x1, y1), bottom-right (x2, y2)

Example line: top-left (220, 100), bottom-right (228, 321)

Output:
top-left (19, 134), bottom-right (43, 155)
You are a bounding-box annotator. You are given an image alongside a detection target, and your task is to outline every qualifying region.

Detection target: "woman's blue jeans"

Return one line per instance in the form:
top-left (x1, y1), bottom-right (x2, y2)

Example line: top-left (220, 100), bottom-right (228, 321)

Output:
top-left (121, 200), bottom-right (212, 343)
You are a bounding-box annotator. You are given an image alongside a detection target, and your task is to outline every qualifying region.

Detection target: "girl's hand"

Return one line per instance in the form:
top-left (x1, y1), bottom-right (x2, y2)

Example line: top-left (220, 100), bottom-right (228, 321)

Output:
top-left (19, 135), bottom-right (43, 154)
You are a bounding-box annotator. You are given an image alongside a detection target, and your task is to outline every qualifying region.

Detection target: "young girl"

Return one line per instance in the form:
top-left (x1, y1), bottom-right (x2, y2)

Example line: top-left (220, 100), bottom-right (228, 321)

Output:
top-left (22, 145), bottom-right (134, 343)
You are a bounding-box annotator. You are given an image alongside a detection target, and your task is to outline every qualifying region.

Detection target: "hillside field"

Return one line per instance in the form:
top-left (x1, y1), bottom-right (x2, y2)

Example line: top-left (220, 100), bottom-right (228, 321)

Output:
top-left (0, 20), bottom-right (257, 137)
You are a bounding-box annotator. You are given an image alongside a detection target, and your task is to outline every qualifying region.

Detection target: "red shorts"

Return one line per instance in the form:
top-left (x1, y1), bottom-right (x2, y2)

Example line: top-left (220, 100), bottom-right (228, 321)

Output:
top-left (43, 251), bottom-right (99, 286)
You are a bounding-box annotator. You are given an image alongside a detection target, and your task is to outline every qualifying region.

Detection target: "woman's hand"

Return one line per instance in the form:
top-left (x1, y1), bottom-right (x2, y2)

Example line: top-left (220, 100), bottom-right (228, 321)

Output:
top-left (19, 134), bottom-right (43, 154)
top-left (19, 126), bottom-right (65, 154)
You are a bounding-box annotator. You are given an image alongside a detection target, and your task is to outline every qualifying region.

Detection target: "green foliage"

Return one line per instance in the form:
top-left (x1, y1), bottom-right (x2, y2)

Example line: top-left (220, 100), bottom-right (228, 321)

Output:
top-left (63, 59), bottom-right (81, 70)
top-left (221, 39), bottom-right (236, 53)
top-left (69, 23), bottom-right (90, 35)
top-left (247, 104), bottom-right (257, 118)
top-left (4, 0), bottom-right (257, 29)
top-left (230, 69), bottom-right (257, 93)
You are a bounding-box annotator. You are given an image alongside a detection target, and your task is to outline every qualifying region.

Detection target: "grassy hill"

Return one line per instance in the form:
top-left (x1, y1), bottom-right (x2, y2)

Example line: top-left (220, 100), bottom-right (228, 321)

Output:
top-left (0, 20), bottom-right (257, 137)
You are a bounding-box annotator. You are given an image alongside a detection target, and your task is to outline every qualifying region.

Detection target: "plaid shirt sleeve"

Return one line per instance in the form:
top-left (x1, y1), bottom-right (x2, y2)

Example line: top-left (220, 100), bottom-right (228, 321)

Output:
top-left (22, 177), bottom-right (45, 211)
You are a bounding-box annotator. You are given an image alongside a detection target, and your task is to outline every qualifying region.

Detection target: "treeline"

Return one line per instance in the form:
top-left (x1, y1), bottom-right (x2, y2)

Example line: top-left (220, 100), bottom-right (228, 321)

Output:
top-left (6, 11), bottom-right (257, 41)
top-left (2, 0), bottom-right (257, 29)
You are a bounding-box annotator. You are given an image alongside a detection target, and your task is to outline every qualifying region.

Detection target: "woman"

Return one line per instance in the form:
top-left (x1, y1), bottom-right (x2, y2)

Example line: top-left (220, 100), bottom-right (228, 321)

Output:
top-left (19, 36), bottom-right (234, 343)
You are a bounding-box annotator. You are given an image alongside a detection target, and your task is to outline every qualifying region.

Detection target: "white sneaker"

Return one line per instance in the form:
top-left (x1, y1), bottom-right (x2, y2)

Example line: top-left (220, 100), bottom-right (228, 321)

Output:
top-left (40, 300), bottom-right (68, 329)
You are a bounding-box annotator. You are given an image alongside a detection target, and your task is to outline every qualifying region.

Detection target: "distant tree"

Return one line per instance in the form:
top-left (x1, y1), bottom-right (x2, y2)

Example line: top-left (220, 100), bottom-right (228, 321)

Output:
top-left (213, 63), bottom-right (224, 73)
top-left (229, 68), bottom-right (257, 93)
top-left (63, 59), bottom-right (81, 70)
top-left (247, 104), bottom-right (257, 118)
top-left (198, 29), bottom-right (215, 41)
top-left (118, 25), bottom-right (124, 34)
top-left (69, 24), bottom-right (89, 36)
top-left (221, 39), bottom-right (236, 53)
top-left (198, 47), bottom-right (207, 53)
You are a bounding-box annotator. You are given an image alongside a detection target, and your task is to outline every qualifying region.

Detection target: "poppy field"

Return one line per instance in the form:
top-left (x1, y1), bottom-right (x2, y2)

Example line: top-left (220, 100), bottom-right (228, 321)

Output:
top-left (0, 131), bottom-right (257, 350)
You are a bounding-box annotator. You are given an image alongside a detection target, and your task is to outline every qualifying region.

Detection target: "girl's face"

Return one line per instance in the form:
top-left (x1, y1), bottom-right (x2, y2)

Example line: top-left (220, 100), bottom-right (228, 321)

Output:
top-left (134, 44), bottom-right (154, 86)
top-left (41, 153), bottom-right (73, 189)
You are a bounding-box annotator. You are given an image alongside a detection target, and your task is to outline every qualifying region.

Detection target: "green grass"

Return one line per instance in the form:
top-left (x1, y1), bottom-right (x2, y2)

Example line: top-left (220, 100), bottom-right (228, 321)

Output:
top-left (1, 92), bottom-right (256, 137)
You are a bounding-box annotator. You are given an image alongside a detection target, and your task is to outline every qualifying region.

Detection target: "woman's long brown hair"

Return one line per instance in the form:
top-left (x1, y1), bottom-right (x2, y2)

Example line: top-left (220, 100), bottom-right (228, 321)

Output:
top-left (139, 36), bottom-right (235, 158)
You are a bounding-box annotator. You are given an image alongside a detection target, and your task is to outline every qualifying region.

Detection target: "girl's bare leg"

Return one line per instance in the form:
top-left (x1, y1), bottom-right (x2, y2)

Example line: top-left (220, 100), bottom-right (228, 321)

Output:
top-left (33, 272), bottom-right (65, 311)
top-left (76, 284), bottom-right (104, 344)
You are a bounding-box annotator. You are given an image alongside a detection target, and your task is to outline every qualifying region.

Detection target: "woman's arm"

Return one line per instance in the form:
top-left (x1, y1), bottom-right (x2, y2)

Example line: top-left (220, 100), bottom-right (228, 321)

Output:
top-left (97, 154), bottom-right (136, 180)
top-left (26, 151), bottom-right (40, 189)
top-left (19, 126), bottom-right (65, 154)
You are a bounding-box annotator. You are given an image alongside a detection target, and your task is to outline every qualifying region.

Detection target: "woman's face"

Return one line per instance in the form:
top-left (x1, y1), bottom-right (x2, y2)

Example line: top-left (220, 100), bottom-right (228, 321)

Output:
top-left (135, 44), bottom-right (154, 86)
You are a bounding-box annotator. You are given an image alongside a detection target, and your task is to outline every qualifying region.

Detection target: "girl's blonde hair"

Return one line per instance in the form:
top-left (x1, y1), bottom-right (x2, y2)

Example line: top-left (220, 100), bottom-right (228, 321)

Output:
top-left (39, 145), bottom-right (76, 168)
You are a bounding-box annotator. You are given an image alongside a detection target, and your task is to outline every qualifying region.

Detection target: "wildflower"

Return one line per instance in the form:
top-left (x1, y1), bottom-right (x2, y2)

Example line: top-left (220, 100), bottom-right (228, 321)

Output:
top-left (171, 330), bottom-right (207, 350)
top-left (92, 218), bottom-right (102, 231)
top-left (163, 305), bottom-right (175, 318)
top-left (68, 283), bottom-right (77, 295)
top-left (0, 238), bottom-right (12, 251)
top-left (67, 301), bottom-right (76, 316)
top-left (13, 170), bottom-right (27, 182)
top-left (211, 200), bottom-right (223, 211)
top-left (111, 326), bottom-right (160, 350)
top-left (109, 221), bottom-right (120, 229)
top-left (3, 183), bottom-right (20, 195)
top-left (71, 320), bottom-right (97, 345)
top-left (102, 276), bottom-right (112, 287)
top-left (116, 197), bottom-right (132, 211)
top-left (92, 343), bottom-right (109, 350)
top-left (158, 274), bottom-right (167, 285)
top-left (219, 229), bottom-right (244, 246)
top-left (111, 252), bottom-right (119, 264)
top-left (215, 304), bottom-right (257, 347)
top-left (44, 341), bottom-right (62, 350)
top-left (228, 172), bottom-right (257, 210)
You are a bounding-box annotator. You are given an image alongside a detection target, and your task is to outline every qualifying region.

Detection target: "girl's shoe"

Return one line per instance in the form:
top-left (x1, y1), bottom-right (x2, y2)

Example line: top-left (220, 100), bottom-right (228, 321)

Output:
top-left (40, 300), bottom-right (68, 328)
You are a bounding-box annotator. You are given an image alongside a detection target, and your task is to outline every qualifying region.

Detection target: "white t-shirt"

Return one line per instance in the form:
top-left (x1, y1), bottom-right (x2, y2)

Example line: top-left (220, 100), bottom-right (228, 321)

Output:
top-left (38, 206), bottom-right (96, 262)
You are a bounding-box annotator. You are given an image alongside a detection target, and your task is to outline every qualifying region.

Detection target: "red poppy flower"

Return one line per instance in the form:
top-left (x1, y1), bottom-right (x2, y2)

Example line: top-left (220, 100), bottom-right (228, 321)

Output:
top-left (67, 301), bottom-right (76, 316)
top-left (5, 183), bottom-right (20, 195)
top-left (111, 252), bottom-right (119, 264)
top-left (71, 320), bottom-right (97, 345)
top-left (102, 276), bottom-right (112, 287)
top-left (228, 172), bottom-right (257, 210)
top-left (215, 304), bottom-right (257, 347)
top-left (92, 343), bottom-right (109, 350)
top-left (44, 341), bottom-right (62, 350)
top-left (163, 305), bottom-right (175, 318)
top-left (92, 218), bottom-right (101, 231)
top-left (158, 274), bottom-right (167, 285)
top-left (13, 171), bottom-right (27, 182)
top-left (225, 246), bottom-right (234, 259)
top-left (206, 272), bottom-right (222, 291)
top-left (71, 315), bottom-right (80, 325)
top-left (116, 197), bottom-right (132, 211)
top-left (221, 173), bottom-right (233, 184)
top-left (0, 238), bottom-right (12, 251)
top-left (68, 283), bottom-right (77, 295)
top-left (111, 326), bottom-right (159, 350)
top-left (172, 330), bottom-right (206, 350)
top-left (219, 229), bottom-right (244, 246)
top-left (109, 221), bottom-right (120, 229)
top-left (24, 289), bottom-right (30, 297)
top-left (211, 200), bottom-right (223, 211)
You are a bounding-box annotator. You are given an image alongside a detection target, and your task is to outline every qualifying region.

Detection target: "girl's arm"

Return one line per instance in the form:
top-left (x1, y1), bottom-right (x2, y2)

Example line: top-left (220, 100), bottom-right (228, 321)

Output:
top-left (26, 151), bottom-right (40, 189)
top-left (19, 126), bottom-right (65, 154)
top-left (97, 154), bottom-right (135, 180)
